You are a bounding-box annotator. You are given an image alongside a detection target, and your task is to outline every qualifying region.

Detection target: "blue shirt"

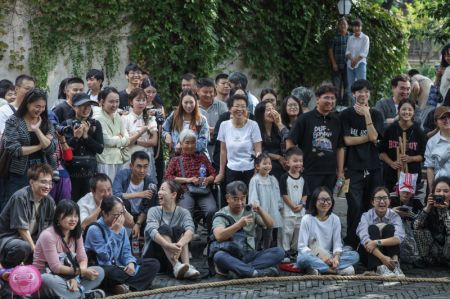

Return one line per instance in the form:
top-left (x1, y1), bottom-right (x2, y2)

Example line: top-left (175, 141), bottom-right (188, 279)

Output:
top-left (356, 208), bottom-right (405, 246)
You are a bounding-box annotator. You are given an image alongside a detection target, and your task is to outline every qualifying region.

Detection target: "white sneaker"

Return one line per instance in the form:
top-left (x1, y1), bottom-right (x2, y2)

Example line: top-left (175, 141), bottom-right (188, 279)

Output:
top-left (282, 257), bottom-right (291, 263)
top-left (376, 265), bottom-right (395, 277)
top-left (184, 264), bottom-right (201, 279)
top-left (173, 262), bottom-right (189, 279)
top-left (392, 263), bottom-right (405, 278)
top-left (337, 266), bottom-right (355, 276)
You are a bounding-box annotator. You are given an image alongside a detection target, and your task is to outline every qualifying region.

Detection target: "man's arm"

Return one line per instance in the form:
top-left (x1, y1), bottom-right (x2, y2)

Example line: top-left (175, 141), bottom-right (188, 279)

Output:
top-left (213, 216), bottom-right (251, 242)
top-left (81, 207), bottom-right (102, 231)
top-left (336, 147), bottom-right (345, 178)
top-left (18, 229), bottom-right (35, 251)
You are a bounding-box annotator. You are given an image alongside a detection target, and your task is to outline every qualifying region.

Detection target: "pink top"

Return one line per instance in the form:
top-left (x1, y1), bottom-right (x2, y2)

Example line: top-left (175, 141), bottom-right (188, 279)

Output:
top-left (33, 226), bottom-right (88, 273)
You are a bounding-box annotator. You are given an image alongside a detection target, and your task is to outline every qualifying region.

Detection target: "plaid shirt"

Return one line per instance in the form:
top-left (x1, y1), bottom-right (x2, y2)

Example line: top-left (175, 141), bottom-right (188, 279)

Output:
top-left (328, 32), bottom-right (350, 70)
top-left (164, 153), bottom-right (216, 191)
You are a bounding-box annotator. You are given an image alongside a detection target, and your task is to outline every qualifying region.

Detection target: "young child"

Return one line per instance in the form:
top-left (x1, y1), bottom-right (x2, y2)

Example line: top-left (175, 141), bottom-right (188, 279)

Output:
top-left (278, 147), bottom-right (308, 262)
top-left (248, 152), bottom-right (283, 250)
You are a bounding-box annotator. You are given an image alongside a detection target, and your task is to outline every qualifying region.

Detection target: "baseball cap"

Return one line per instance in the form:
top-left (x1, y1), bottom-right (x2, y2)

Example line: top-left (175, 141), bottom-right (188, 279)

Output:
top-left (73, 93), bottom-right (98, 107)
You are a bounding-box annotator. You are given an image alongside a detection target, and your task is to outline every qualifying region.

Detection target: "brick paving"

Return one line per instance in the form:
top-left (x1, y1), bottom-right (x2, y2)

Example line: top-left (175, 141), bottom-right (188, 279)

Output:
top-left (107, 193), bottom-right (450, 298)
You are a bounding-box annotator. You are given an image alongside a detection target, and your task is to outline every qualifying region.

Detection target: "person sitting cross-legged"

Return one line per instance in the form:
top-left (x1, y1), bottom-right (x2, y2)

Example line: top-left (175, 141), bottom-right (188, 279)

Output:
top-left (211, 181), bottom-right (285, 278)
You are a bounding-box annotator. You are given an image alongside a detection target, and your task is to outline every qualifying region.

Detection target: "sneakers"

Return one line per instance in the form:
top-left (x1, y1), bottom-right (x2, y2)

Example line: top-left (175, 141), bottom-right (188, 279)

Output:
top-left (337, 266), bottom-right (355, 276)
top-left (173, 261), bottom-right (189, 279)
top-left (376, 265), bottom-right (395, 277)
top-left (111, 284), bottom-right (129, 294)
top-left (184, 264), bottom-right (201, 279)
top-left (305, 267), bottom-right (320, 276)
top-left (254, 266), bottom-right (280, 277)
top-left (392, 263), bottom-right (405, 278)
top-left (84, 289), bottom-right (106, 298)
top-left (282, 257), bottom-right (291, 263)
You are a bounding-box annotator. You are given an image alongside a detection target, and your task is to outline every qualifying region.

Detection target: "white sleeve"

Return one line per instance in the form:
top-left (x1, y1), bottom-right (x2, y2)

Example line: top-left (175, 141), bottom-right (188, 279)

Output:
top-left (298, 215), bottom-right (312, 255)
top-left (331, 214), bottom-right (343, 254)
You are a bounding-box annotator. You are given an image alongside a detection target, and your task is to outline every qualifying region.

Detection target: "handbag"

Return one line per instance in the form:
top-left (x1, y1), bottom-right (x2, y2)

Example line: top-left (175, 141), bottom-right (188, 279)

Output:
top-left (69, 155), bottom-right (97, 169)
top-left (177, 156), bottom-right (210, 195)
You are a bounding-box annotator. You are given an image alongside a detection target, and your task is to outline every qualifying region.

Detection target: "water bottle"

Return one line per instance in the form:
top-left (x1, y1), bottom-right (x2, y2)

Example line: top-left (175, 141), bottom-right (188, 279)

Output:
top-left (333, 177), bottom-right (345, 197)
top-left (132, 237), bottom-right (140, 257)
top-left (199, 163), bottom-right (207, 188)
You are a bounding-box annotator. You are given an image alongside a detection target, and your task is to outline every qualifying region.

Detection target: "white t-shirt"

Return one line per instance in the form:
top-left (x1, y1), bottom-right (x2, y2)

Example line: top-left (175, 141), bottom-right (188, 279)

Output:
top-left (77, 192), bottom-right (97, 224)
top-left (127, 180), bottom-right (144, 215)
top-left (121, 111), bottom-right (157, 156)
top-left (0, 103), bottom-right (15, 135)
top-left (217, 119), bottom-right (262, 171)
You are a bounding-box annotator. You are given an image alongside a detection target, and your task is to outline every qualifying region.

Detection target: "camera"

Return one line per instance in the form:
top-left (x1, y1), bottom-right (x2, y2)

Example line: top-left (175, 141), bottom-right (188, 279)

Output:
top-left (56, 118), bottom-right (96, 135)
top-left (433, 195), bottom-right (445, 204)
top-left (55, 124), bottom-right (72, 135)
top-left (147, 108), bottom-right (165, 125)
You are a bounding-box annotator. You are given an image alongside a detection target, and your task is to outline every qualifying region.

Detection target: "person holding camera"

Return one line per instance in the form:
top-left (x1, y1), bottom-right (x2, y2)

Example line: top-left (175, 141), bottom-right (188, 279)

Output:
top-left (63, 93), bottom-right (104, 201)
top-left (413, 176), bottom-right (450, 266)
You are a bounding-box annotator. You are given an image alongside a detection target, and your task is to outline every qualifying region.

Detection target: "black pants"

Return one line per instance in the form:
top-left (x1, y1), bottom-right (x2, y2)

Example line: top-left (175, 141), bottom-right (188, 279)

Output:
top-left (101, 258), bottom-right (160, 292)
top-left (0, 238), bottom-right (33, 268)
top-left (303, 174), bottom-right (336, 208)
top-left (70, 176), bottom-right (91, 202)
top-left (225, 167), bottom-right (254, 189)
top-left (359, 224), bottom-right (400, 269)
top-left (344, 168), bottom-right (383, 249)
top-left (143, 225), bottom-right (186, 273)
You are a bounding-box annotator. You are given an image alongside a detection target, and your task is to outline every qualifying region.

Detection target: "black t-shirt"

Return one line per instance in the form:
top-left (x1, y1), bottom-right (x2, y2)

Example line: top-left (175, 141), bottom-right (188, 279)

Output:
top-left (340, 107), bottom-right (384, 170)
top-left (379, 121), bottom-right (426, 176)
top-left (288, 108), bottom-right (344, 175)
top-left (119, 89), bottom-right (129, 110)
top-left (52, 101), bottom-right (75, 123)
top-left (279, 172), bottom-right (308, 197)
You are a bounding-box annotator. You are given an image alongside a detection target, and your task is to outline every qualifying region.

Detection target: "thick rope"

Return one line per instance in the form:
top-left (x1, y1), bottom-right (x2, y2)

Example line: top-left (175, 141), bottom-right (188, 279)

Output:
top-left (106, 275), bottom-right (450, 299)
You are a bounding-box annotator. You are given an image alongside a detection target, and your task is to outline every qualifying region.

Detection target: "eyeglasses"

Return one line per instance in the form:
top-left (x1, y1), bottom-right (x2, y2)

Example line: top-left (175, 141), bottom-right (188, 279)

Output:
top-left (229, 196), bottom-right (246, 202)
top-left (129, 71), bottom-right (142, 76)
top-left (111, 211), bottom-right (125, 218)
top-left (438, 115), bottom-right (450, 122)
top-left (38, 180), bottom-right (53, 187)
top-left (320, 96), bottom-right (336, 101)
top-left (232, 105), bottom-right (247, 109)
top-left (373, 196), bottom-right (389, 202)
top-left (318, 197), bottom-right (332, 204)
top-left (287, 104), bottom-right (299, 108)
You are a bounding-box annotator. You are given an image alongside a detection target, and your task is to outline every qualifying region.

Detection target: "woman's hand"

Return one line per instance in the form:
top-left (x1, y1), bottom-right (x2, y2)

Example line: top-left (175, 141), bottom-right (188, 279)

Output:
top-left (319, 255), bottom-right (333, 266)
top-left (399, 154), bottom-right (413, 163)
top-left (111, 214), bottom-right (125, 233)
top-left (389, 160), bottom-right (403, 170)
top-left (132, 223), bottom-right (140, 238)
top-left (124, 263), bottom-right (136, 276)
top-left (424, 194), bottom-right (434, 213)
top-left (81, 268), bottom-right (99, 280)
top-left (165, 134), bottom-right (172, 150)
top-left (271, 110), bottom-right (282, 127)
top-left (66, 278), bottom-right (79, 292)
top-left (331, 256), bottom-right (340, 270)
top-left (380, 255), bottom-right (396, 270)
top-left (29, 116), bottom-right (42, 132)
top-left (164, 242), bottom-right (182, 260)
top-left (190, 177), bottom-right (200, 185)
top-left (364, 240), bottom-right (377, 254)
top-left (73, 124), bottom-right (84, 139)
top-left (214, 173), bottom-right (224, 184)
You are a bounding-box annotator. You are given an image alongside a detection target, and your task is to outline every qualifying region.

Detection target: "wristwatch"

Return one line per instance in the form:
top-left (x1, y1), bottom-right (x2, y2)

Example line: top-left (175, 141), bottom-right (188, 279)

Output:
top-left (376, 240), bottom-right (382, 247)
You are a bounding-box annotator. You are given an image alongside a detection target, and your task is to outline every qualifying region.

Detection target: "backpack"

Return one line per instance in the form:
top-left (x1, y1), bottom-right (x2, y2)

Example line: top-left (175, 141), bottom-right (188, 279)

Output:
top-left (206, 212), bottom-right (250, 276)
top-left (83, 222), bottom-right (106, 266)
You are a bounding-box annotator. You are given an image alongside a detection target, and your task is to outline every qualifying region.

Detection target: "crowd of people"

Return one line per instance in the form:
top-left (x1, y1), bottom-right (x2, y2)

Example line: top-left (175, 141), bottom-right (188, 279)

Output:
top-left (0, 21), bottom-right (449, 297)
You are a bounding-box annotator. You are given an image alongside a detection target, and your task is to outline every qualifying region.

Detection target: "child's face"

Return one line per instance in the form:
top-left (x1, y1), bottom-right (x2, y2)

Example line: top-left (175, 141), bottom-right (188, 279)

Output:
top-left (399, 191), bottom-right (413, 204)
top-left (256, 157), bottom-right (272, 176)
top-left (287, 154), bottom-right (303, 174)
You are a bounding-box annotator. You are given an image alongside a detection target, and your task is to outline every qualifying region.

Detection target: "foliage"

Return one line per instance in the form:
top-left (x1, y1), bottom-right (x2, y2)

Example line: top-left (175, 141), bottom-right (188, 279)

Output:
top-left (424, 0), bottom-right (450, 43)
top-left (26, 0), bottom-right (129, 88)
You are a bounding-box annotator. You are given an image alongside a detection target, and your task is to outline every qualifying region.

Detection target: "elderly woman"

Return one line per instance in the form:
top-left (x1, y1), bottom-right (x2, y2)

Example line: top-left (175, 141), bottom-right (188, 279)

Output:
top-left (215, 93), bottom-right (262, 187)
top-left (84, 196), bottom-right (160, 294)
top-left (143, 181), bottom-right (200, 279)
top-left (413, 176), bottom-right (450, 266)
top-left (164, 129), bottom-right (217, 233)
top-left (356, 187), bottom-right (405, 277)
top-left (297, 187), bottom-right (359, 275)
top-left (2, 89), bottom-right (57, 202)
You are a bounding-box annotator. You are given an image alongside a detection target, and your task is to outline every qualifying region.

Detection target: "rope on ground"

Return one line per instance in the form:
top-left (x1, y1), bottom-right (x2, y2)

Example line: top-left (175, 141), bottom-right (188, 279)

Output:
top-left (105, 274), bottom-right (450, 299)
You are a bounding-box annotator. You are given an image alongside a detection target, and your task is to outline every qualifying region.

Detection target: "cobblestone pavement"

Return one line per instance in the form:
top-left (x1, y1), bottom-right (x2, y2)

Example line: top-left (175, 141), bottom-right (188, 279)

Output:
top-left (108, 193), bottom-right (450, 299)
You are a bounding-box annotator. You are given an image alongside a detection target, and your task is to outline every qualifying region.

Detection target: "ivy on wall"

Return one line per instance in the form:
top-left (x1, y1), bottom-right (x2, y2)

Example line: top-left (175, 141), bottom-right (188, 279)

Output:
top-left (0, 0), bottom-right (409, 105)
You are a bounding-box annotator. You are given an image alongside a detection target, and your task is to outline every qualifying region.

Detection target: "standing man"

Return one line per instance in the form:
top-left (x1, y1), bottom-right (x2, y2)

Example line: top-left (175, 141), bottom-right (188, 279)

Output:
top-left (374, 74), bottom-right (411, 128)
top-left (328, 18), bottom-right (351, 107)
top-left (52, 77), bottom-right (84, 123)
top-left (286, 84), bottom-right (345, 204)
top-left (345, 19), bottom-right (370, 102)
top-left (118, 63), bottom-right (142, 110)
top-left (181, 73), bottom-right (197, 93)
top-left (215, 73), bottom-right (231, 102)
top-left (197, 78), bottom-right (228, 156)
top-left (228, 71), bottom-right (259, 114)
top-left (339, 80), bottom-right (384, 248)
top-left (86, 69), bottom-right (104, 102)
top-left (0, 75), bottom-right (35, 136)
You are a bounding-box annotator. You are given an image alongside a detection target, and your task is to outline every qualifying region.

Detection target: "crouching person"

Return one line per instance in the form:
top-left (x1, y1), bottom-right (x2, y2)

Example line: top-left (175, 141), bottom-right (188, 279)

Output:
top-left (296, 187), bottom-right (359, 275)
top-left (356, 187), bottom-right (405, 277)
top-left (211, 181), bottom-right (284, 278)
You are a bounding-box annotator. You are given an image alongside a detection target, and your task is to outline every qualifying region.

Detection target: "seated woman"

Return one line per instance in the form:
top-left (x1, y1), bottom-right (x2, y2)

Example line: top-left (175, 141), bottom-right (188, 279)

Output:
top-left (297, 187), bottom-right (359, 275)
top-left (143, 181), bottom-right (200, 279)
top-left (356, 187), bottom-right (405, 277)
top-left (84, 196), bottom-right (159, 294)
top-left (413, 176), bottom-right (450, 266)
top-left (164, 129), bottom-right (217, 233)
top-left (33, 200), bottom-right (105, 299)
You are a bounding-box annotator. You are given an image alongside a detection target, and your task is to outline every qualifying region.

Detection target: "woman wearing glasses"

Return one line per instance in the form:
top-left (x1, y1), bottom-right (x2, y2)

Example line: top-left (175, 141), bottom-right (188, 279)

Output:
top-left (424, 106), bottom-right (450, 189)
top-left (2, 89), bottom-right (57, 202)
top-left (297, 187), bottom-right (359, 275)
top-left (280, 95), bottom-right (303, 131)
top-left (356, 187), bottom-right (405, 277)
top-left (84, 196), bottom-right (160, 294)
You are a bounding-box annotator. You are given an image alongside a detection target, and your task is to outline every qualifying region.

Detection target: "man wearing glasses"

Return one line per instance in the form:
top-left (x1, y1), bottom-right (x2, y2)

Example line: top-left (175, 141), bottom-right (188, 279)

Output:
top-left (118, 63), bottom-right (142, 110)
top-left (0, 164), bottom-right (55, 269)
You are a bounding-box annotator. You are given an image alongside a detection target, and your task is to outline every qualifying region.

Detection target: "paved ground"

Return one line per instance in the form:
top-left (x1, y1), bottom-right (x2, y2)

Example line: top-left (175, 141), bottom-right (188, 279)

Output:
top-left (106, 192), bottom-right (450, 299)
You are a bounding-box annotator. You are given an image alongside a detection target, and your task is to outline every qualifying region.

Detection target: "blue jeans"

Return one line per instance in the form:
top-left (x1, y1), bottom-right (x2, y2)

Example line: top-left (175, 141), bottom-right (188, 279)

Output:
top-left (214, 247), bottom-right (285, 277)
top-left (346, 62), bottom-right (367, 104)
top-left (297, 250), bottom-right (359, 273)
